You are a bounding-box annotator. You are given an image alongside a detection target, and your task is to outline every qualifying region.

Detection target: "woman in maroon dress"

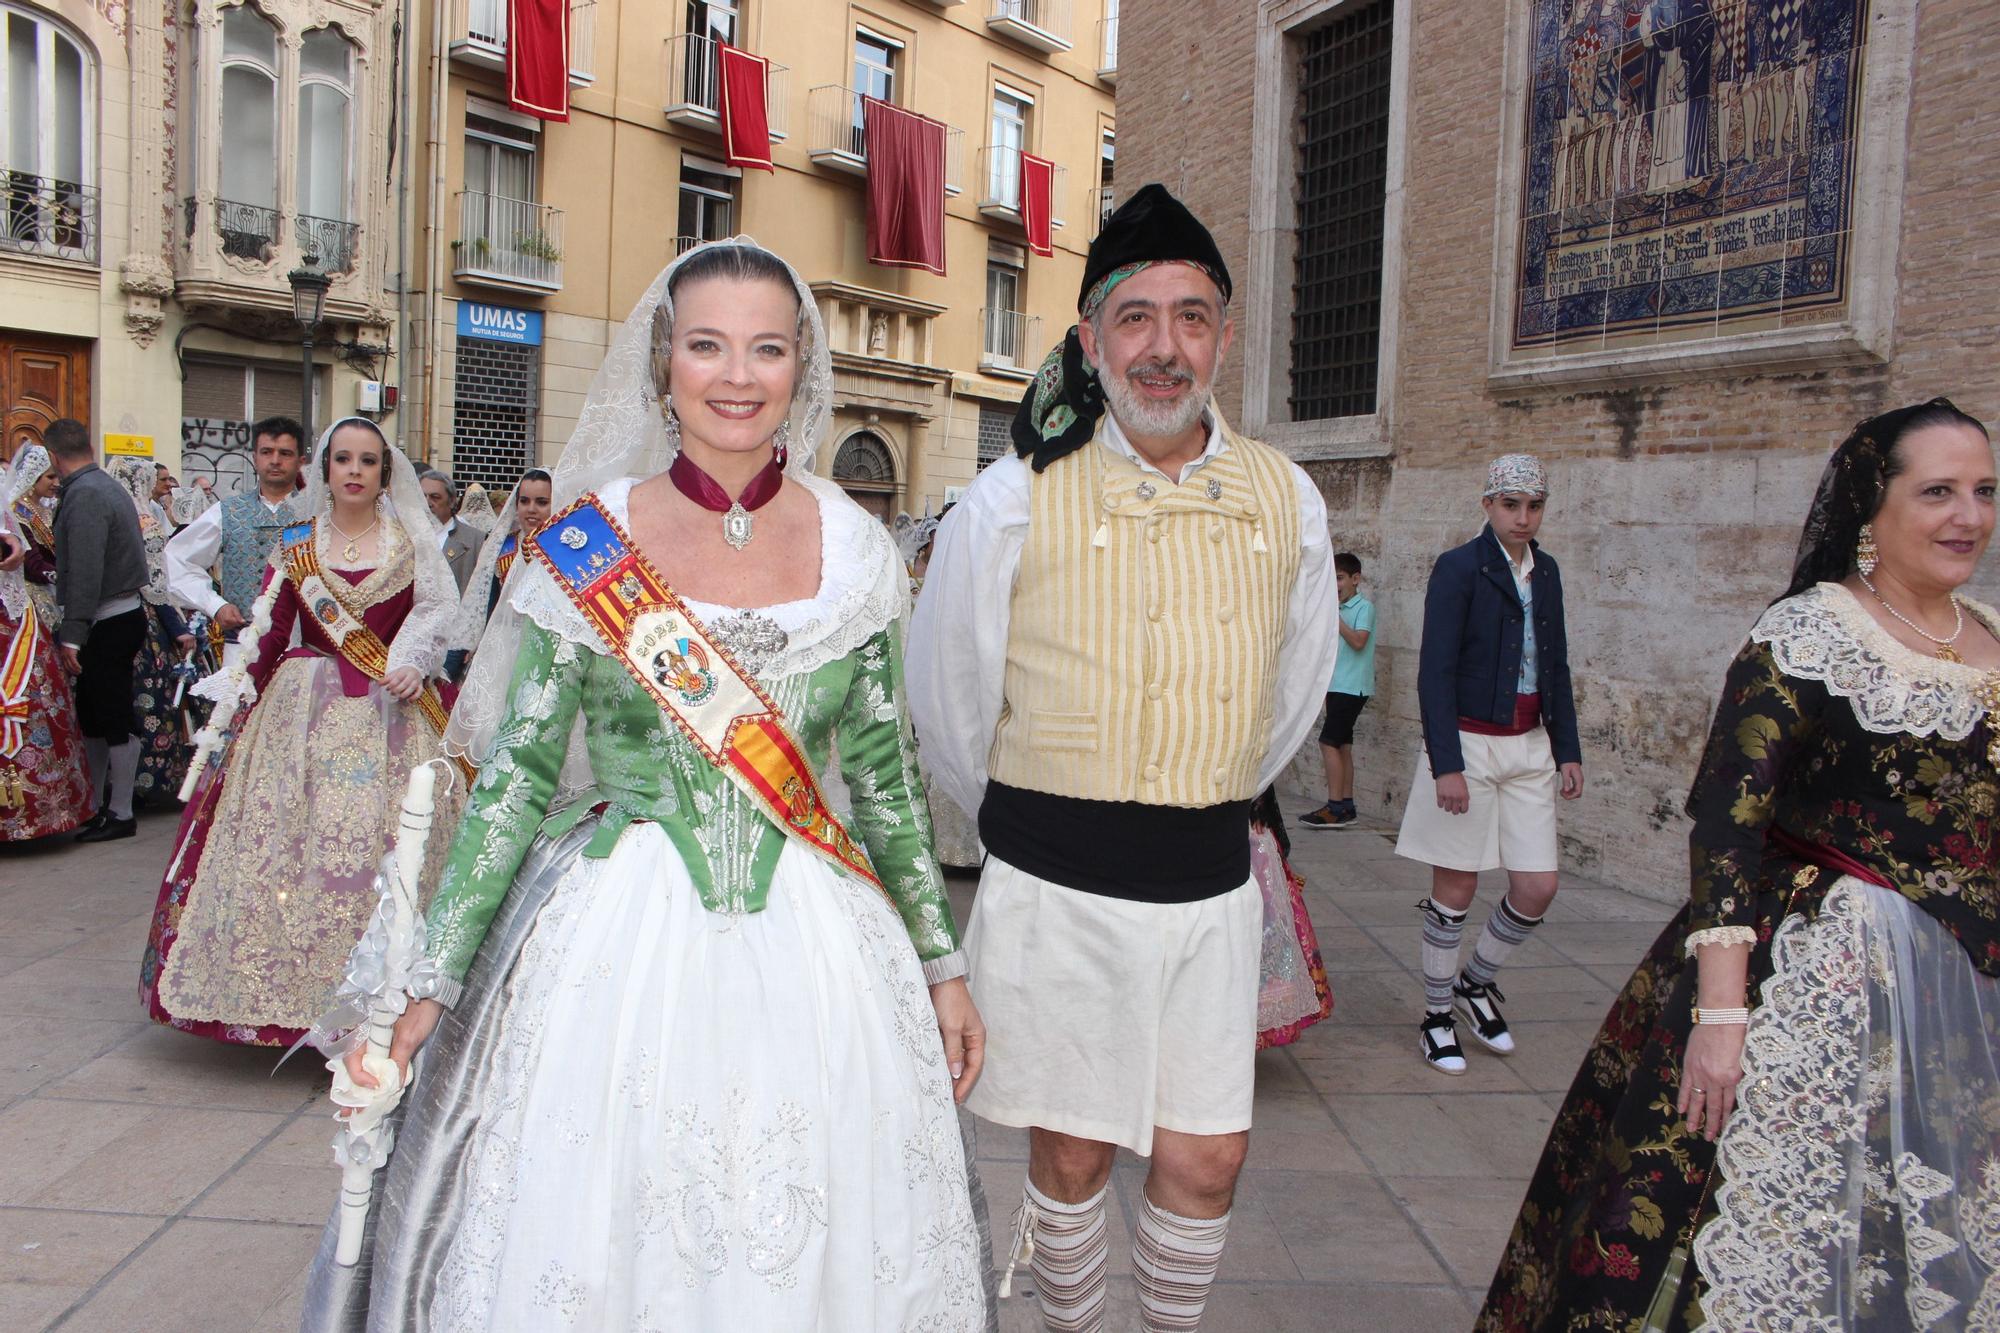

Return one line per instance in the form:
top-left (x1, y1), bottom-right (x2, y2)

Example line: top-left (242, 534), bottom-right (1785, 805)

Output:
top-left (140, 418), bottom-right (465, 1046)
top-left (0, 444), bottom-right (92, 839)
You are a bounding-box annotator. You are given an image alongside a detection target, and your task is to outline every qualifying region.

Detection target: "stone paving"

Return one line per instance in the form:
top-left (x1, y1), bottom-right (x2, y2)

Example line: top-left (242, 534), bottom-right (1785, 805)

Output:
top-left (0, 800), bottom-right (1675, 1331)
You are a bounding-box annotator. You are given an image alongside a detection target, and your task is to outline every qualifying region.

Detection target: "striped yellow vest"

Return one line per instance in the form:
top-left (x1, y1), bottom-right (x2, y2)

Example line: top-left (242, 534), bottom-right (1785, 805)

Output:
top-left (988, 424), bottom-right (1303, 807)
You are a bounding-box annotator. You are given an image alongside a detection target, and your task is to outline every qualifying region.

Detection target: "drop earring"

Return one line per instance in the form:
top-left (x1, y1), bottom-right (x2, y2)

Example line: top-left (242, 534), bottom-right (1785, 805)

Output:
top-left (1856, 523), bottom-right (1878, 576)
top-left (663, 402), bottom-right (682, 455)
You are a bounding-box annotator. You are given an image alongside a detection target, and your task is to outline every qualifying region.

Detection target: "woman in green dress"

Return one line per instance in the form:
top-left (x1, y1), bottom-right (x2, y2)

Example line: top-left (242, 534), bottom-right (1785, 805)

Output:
top-left (1480, 399), bottom-right (2000, 1331)
top-left (301, 241), bottom-right (988, 1330)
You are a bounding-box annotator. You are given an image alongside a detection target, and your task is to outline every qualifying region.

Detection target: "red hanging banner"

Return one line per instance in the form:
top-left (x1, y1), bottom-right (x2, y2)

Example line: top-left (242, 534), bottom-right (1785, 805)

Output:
top-left (863, 96), bottom-right (947, 277)
top-left (507, 0), bottom-right (571, 122)
top-left (717, 43), bottom-right (774, 172)
top-left (1021, 152), bottom-right (1055, 258)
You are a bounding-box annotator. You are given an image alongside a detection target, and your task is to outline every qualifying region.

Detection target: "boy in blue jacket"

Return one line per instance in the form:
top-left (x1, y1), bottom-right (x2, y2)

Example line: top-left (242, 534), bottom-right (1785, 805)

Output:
top-left (1395, 454), bottom-right (1583, 1073)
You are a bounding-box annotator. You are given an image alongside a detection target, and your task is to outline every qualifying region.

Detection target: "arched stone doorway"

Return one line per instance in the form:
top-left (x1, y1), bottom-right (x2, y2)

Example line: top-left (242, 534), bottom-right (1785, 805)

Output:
top-left (832, 430), bottom-right (898, 520)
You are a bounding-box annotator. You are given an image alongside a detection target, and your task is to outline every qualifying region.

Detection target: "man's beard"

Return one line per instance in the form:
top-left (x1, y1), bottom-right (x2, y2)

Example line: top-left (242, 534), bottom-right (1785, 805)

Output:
top-left (1100, 358), bottom-right (1210, 439)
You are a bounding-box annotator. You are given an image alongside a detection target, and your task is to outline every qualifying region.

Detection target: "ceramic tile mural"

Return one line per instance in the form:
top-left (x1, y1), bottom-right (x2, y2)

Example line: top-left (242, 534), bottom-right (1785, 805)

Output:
top-left (1514, 0), bottom-right (1870, 350)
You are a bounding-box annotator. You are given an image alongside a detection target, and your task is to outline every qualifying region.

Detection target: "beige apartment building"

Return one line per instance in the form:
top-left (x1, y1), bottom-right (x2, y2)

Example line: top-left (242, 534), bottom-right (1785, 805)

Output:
top-left (1117, 0), bottom-right (2000, 898)
top-left (409, 0), bottom-right (1121, 514)
top-left (0, 0), bottom-right (1117, 517)
top-left (0, 0), bottom-right (399, 480)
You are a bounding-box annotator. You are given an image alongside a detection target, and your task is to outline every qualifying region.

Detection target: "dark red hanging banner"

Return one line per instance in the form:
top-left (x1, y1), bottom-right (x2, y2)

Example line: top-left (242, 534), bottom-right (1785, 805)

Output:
top-left (863, 96), bottom-right (946, 277)
top-left (717, 44), bottom-right (774, 171)
top-left (1021, 152), bottom-right (1054, 258)
top-left (507, 0), bottom-right (570, 122)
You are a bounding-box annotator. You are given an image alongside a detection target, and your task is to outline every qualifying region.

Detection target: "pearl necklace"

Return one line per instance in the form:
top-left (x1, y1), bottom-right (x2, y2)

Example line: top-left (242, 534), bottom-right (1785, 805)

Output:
top-left (1858, 572), bottom-right (1966, 662)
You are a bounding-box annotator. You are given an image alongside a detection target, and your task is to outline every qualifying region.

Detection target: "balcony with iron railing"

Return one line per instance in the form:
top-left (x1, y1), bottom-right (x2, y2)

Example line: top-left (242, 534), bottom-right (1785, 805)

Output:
top-left (453, 192), bottom-right (564, 291)
top-left (976, 146), bottom-right (1067, 231)
top-left (663, 34), bottom-right (790, 138)
top-left (986, 0), bottom-right (1072, 54)
top-left (1095, 184), bottom-right (1115, 234)
top-left (297, 214), bottom-right (360, 274)
top-left (981, 306), bottom-right (1041, 376)
top-left (1098, 15), bottom-right (1118, 81)
top-left (182, 197), bottom-right (285, 264)
top-left (2, 172), bottom-right (98, 264)
top-left (806, 86), bottom-right (964, 196)
top-left (452, 0), bottom-right (597, 83)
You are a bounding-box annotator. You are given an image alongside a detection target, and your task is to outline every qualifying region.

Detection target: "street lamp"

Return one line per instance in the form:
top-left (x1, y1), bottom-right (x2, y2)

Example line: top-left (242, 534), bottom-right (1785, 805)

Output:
top-left (288, 266), bottom-right (332, 450)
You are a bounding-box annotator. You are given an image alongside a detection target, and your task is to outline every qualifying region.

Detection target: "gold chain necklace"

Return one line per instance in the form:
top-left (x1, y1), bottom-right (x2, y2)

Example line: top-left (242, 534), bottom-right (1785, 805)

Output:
top-left (326, 515), bottom-right (381, 564)
top-left (1858, 572), bottom-right (1966, 662)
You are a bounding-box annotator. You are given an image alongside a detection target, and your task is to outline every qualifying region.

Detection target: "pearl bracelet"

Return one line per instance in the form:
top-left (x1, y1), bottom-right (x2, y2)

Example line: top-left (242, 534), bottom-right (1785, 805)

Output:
top-left (1691, 1005), bottom-right (1750, 1026)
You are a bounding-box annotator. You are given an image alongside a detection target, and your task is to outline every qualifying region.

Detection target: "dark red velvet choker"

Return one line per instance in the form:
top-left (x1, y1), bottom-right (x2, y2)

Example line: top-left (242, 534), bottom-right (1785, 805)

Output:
top-left (668, 446), bottom-right (786, 550)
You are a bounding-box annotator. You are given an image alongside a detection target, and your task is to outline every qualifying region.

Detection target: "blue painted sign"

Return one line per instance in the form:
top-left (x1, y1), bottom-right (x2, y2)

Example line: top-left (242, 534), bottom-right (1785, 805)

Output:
top-left (457, 301), bottom-right (544, 347)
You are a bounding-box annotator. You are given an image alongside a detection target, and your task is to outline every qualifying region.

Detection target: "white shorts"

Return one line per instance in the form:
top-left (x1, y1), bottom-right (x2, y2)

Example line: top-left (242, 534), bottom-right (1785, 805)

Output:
top-left (962, 856), bottom-right (1260, 1156)
top-left (1396, 726), bottom-right (1560, 873)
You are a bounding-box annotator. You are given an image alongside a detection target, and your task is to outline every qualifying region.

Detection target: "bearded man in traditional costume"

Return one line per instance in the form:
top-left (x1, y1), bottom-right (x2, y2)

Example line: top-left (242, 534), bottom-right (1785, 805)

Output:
top-left (909, 184), bottom-right (1338, 1332)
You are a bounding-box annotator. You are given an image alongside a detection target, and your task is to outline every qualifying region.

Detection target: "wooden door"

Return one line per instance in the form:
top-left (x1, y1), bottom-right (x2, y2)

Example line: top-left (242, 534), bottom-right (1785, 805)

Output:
top-left (0, 332), bottom-right (92, 462)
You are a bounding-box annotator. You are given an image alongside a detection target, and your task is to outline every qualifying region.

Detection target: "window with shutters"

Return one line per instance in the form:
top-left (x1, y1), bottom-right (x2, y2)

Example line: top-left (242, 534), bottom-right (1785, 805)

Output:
top-left (1289, 0), bottom-right (1392, 422)
top-left (976, 404), bottom-right (1011, 469)
top-left (450, 337), bottom-right (540, 491)
top-left (179, 358), bottom-right (317, 492)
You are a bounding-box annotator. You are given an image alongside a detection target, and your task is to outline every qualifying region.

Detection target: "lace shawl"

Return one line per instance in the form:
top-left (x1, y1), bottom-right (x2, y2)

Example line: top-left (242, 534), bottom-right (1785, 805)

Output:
top-left (1749, 582), bottom-right (2000, 742)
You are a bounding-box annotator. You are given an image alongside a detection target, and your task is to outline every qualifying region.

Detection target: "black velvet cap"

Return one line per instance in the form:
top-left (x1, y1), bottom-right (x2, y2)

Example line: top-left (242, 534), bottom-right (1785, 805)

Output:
top-left (1078, 183), bottom-right (1233, 312)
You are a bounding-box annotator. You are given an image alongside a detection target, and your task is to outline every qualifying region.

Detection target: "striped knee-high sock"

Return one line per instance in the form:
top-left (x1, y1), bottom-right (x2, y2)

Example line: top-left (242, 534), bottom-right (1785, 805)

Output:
top-left (1015, 1178), bottom-right (1108, 1332)
top-left (1133, 1194), bottom-right (1230, 1333)
top-left (1462, 896), bottom-right (1544, 988)
top-left (1417, 897), bottom-right (1469, 1012)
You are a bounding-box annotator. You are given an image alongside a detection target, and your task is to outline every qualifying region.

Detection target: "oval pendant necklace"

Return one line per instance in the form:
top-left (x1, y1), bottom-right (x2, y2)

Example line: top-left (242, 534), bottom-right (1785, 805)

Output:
top-left (668, 448), bottom-right (786, 551)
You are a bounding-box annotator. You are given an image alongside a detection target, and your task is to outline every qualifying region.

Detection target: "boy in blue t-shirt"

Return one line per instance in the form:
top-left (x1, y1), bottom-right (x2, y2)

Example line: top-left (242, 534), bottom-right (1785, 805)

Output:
top-left (1301, 552), bottom-right (1375, 829)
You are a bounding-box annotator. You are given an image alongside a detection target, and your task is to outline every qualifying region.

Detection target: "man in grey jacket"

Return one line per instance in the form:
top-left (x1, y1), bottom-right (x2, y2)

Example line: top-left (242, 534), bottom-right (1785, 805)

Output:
top-left (47, 418), bottom-right (149, 842)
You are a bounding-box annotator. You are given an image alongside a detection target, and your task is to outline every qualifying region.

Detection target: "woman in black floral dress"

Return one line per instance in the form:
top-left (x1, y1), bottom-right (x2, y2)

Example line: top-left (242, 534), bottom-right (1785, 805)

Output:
top-left (1479, 399), bottom-right (2000, 1332)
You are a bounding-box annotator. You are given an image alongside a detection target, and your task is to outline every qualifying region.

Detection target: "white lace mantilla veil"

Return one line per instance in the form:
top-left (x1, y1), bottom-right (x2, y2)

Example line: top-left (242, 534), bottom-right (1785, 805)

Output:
top-left (0, 444), bottom-right (50, 622)
top-left (447, 477), bottom-right (530, 656)
top-left (443, 236), bottom-right (864, 782)
top-left (304, 416), bottom-right (459, 681)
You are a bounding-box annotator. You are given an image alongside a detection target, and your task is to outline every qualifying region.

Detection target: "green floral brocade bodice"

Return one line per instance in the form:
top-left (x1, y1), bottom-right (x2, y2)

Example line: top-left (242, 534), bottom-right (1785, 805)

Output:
top-left (424, 578), bottom-right (961, 989)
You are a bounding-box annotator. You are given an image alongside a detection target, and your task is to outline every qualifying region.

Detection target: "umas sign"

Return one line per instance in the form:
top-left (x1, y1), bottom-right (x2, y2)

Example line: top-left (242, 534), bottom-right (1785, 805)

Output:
top-left (1514, 0), bottom-right (1869, 350)
top-left (456, 301), bottom-right (544, 347)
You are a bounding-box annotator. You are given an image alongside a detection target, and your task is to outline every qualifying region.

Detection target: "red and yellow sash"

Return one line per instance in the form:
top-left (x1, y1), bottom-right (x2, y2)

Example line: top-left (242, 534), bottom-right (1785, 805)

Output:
top-left (280, 523), bottom-right (473, 783)
top-left (0, 602), bottom-right (41, 759)
top-left (494, 532), bottom-right (519, 586)
top-left (530, 495), bottom-right (884, 894)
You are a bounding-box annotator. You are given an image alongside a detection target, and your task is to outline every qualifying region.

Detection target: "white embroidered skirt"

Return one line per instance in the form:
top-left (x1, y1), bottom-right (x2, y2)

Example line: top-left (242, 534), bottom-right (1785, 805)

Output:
top-left (1696, 877), bottom-right (2000, 1330)
top-left (300, 819), bottom-right (987, 1332)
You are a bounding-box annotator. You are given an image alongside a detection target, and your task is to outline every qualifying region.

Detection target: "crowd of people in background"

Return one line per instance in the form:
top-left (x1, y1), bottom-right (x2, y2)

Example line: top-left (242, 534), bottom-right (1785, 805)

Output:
top-left (0, 414), bottom-right (556, 851)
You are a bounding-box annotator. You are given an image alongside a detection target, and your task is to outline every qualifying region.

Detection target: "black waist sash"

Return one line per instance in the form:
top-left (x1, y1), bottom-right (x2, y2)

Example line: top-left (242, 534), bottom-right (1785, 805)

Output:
top-left (978, 781), bottom-right (1252, 903)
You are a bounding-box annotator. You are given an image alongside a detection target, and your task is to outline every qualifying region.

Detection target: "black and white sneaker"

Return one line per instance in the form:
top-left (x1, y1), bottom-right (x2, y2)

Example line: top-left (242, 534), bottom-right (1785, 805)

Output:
top-left (1452, 976), bottom-right (1516, 1055)
top-left (1419, 1010), bottom-right (1466, 1075)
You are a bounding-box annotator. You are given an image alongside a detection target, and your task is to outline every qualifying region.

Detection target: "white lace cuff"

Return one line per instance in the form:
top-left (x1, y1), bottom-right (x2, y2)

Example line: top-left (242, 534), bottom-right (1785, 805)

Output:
top-left (1685, 925), bottom-right (1759, 956)
top-left (921, 950), bottom-right (968, 986)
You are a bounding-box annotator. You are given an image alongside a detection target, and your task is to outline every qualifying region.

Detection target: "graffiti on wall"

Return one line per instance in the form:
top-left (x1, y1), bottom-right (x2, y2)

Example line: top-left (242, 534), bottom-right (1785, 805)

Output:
top-left (1514, 0), bottom-right (1870, 349)
top-left (179, 417), bottom-right (257, 494)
